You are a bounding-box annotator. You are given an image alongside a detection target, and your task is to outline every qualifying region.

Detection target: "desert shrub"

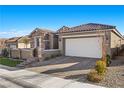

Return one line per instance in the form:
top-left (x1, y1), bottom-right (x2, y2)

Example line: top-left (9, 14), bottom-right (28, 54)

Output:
top-left (1, 48), bottom-right (9, 57)
top-left (44, 53), bottom-right (62, 61)
top-left (87, 70), bottom-right (104, 83)
top-left (45, 53), bottom-right (62, 60)
top-left (54, 53), bottom-right (62, 57)
top-left (44, 56), bottom-right (52, 60)
top-left (106, 54), bottom-right (111, 67)
top-left (51, 54), bottom-right (56, 58)
top-left (87, 60), bottom-right (107, 82)
top-left (95, 60), bottom-right (106, 75)
top-left (51, 53), bottom-right (62, 58)
top-left (33, 48), bottom-right (38, 57)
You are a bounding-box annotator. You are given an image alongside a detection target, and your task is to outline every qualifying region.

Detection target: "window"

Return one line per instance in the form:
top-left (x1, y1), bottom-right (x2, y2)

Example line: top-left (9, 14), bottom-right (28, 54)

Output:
top-left (45, 41), bottom-right (50, 49)
top-left (44, 34), bottom-right (49, 40)
top-left (36, 38), bottom-right (40, 47)
top-left (44, 34), bottom-right (50, 50)
top-left (34, 37), bottom-right (41, 48)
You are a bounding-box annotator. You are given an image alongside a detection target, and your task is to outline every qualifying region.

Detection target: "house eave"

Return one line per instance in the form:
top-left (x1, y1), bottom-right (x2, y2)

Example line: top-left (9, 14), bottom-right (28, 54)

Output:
top-left (58, 28), bottom-right (124, 39)
top-left (112, 28), bottom-right (124, 39)
top-left (58, 29), bottom-right (113, 35)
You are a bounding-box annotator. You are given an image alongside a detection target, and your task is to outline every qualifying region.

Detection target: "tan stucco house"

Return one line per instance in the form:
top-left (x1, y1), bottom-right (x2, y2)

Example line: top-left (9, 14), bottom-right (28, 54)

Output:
top-left (0, 38), bottom-right (7, 49)
top-left (0, 38), bottom-right (7, 55)
top-left (58, 23), bottom-right (124, 58)
top-left (18, 35), bottom-right (31, 48)
top-left (5, 36), bottom-right (31, 49)
top-left (4, 23), bottom-right (124, 60)
top-left (5, 37), bottom-right (22, 49)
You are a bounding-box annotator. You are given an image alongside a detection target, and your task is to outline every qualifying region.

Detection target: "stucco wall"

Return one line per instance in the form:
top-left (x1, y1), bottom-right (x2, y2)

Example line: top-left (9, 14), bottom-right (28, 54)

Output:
top-left (110, 31), bottom-right (124, 57)
top-left (122, 39), bottom-right (124, 49)
top-left (111, 31), bottom-right (122, 48)
top-left (6, 43), bottom-right (17, 49)
top-left (18, 43), bottom-right (31, 48)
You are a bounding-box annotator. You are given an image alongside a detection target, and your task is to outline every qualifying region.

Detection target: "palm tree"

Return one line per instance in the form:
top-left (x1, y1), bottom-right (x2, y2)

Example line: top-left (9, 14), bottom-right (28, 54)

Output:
top-left (21, 37), bottom-right (29, 48)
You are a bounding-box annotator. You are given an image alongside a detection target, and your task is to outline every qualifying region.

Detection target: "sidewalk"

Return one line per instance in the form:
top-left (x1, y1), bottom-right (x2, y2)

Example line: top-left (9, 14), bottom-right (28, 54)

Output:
top-left (0, 65), bottom-right (104, 88)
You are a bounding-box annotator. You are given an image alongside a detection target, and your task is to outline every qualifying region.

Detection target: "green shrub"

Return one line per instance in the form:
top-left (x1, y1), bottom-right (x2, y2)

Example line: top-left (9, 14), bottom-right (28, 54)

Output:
top-left (95, 60), bottom-right (106, 75)
top-left (51, 54), bottom-right (56, 58)
top-left (44, 57), bottom-right (51, 60)
top-left (106, 54), bottom-right (111, 67)
top-left (0, 57), bottom-right (21, 67)
top-left (87, 70), bottom-right (104, 83)
top-left (44, 53), bottom-right (62, 60)
top-left (56, 53), bottom-right (62, 57)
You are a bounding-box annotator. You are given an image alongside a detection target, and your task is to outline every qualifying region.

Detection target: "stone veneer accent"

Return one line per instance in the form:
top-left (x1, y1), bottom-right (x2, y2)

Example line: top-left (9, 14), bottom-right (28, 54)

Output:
top-left (43, 49), bottom-right (60, 60)
top-left (10, 49), bottom-right (21, 59)
top-left (10, 48), bottom-right (34, 60)
top-left (29, 28), bottom-right (58, 59)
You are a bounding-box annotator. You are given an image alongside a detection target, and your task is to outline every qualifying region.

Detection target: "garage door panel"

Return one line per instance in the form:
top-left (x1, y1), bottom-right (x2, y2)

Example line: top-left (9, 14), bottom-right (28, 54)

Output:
top-left (65, 37), bottom-right (102, 58)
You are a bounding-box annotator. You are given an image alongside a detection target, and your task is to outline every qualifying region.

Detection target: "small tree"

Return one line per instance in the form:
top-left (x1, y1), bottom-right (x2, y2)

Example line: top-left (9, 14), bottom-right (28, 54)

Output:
top-left (1, 48), bottom-right (9, 57)
top-left (21, 37), bottom-right (29, 48)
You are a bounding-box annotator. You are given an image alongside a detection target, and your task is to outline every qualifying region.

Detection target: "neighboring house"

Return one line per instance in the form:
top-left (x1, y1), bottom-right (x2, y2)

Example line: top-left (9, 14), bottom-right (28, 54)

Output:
top-left (18, 35), bottom-right (31, 48)
top-left (58, 23), bottom-right (124, 58)
top-left (5, 37), bottom-right (21, 49)
top-left (5, 36), bottom-right (31, 49)
top-left (29, 28), bottom-right (59, 58)
top-left (0, 38), bottom-right (7, 54)
top-left (0, 38), bottom-right (7, 49)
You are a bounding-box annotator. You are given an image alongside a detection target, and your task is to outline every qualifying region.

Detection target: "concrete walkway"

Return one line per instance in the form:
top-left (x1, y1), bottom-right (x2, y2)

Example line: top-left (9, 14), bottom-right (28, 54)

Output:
top-left (0, 65), bottom-right (104, 88)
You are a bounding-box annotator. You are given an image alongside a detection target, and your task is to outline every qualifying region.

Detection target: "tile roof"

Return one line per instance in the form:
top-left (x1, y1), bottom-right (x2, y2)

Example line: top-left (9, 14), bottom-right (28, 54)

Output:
top-left (5, 37), bottom-right (22, 43)
top-left (30, 28), bottom-right (54, 35)
top-left (58, 23), bottom-right (116, 33)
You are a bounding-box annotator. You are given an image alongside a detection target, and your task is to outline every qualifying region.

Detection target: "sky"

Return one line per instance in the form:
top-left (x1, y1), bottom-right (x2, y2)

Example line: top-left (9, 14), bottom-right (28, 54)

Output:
top-left (0, 5), bottom-right (124, 38)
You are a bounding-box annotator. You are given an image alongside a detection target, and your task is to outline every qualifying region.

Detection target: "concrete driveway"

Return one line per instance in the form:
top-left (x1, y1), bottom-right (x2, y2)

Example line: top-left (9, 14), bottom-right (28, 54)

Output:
top-left (26, 56), bottom-right (98, 81)
top-left (0, 65), bottom-right (103, 88)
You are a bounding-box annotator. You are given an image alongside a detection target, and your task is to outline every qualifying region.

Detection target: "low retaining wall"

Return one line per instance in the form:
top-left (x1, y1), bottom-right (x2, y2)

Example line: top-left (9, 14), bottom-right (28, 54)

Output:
top-left (10, 48), bottom-right (34, 60)
top-left (43, 49), bottom-right (61, 60)
top-left (9, 48), bottom-right (60, 61)
top-left (11, 49), bottom-right (21, 59)
top-left (21, 49), bottom-right (34, 59)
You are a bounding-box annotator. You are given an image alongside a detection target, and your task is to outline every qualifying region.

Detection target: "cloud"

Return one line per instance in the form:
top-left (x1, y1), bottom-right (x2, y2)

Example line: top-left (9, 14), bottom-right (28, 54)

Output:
top-left (0, 31), bottom-right (17, 35)
top-left (0, 29), bottom-right (32, 38)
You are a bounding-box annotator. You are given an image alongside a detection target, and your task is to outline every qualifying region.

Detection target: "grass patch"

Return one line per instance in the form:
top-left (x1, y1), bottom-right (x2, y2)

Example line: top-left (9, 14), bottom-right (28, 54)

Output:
top-left (0, 57), bottom-right (22, 67)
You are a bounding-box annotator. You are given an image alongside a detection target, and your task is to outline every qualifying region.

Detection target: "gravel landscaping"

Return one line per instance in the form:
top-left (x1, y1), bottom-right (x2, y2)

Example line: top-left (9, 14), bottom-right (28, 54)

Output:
top-left (25, 56), bottom-right (124, 88)
top-left (96, 66), bottom-right (124, 88)
top-left (63, 60), bottom-right (124, 88)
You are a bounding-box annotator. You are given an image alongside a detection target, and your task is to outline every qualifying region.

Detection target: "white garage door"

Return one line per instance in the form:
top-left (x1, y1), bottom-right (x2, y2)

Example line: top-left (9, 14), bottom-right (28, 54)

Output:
top-left (65, 37), bottom-right (102, 58)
